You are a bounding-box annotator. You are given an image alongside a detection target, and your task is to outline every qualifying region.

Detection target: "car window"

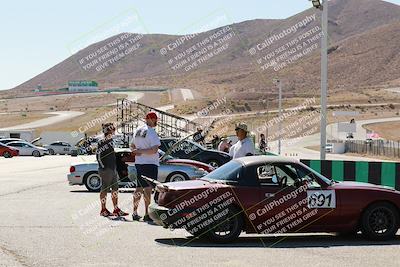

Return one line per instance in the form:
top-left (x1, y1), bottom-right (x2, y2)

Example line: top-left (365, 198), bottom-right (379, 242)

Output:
top-left (257, 164), bottom-right (279, 186)
top-left (23, 143), bottom-right (32, 148)
top-left (274, 164), bottom-right (298, 187)
top-left (294, 165), bottom-right (321, 188)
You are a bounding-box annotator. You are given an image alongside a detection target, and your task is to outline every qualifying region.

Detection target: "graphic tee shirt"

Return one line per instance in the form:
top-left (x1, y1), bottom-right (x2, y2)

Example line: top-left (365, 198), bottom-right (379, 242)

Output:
top-left (229, 137), bottom-right (255, 159)
top-left (131, 124), bottom-right (161, 166)
top-left (96, 138), bottom-right (116, 170)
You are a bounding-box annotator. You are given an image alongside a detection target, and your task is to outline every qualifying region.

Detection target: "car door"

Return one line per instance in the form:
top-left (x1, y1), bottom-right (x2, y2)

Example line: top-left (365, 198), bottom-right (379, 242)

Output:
top-left (24, 143), bottom-right (35, 155)
top-left (10, 143), bottom-right (27, 155)
top-left (62, 143), bottom-right (71, 154)
top-left (251, 162), bottom-right (337, 234)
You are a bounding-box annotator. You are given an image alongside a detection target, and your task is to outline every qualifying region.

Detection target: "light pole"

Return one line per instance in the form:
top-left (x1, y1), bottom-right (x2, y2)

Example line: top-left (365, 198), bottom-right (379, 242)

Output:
top-left (309, 0), bottom-right (328, 160)
top-left (274, 79), bottom-right (282, 155)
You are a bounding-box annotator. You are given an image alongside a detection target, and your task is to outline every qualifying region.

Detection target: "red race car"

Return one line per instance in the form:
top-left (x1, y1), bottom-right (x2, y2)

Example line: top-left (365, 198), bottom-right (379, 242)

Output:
top-left (149, 156), bottom-right (400, 243)
top-left (0, 143), bottom-right (19, 158)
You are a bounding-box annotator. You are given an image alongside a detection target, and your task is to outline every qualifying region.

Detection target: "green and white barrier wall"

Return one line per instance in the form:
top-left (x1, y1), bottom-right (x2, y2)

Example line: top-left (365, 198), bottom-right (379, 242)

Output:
top-left (300, 159), bottom-right (400, 190)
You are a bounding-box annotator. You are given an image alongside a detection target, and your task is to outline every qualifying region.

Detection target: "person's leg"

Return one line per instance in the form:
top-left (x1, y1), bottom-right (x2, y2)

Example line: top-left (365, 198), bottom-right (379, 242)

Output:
top-left (143, 187), bottom-right (152, 216)
top-left (111, 189), bottom-right (118, 209)
top-left (133, 187), bottom-right (143, 214)
top-left (99, 169), bottom-right (112, 216)
top-left (100, 191), bottom-right (107, 210)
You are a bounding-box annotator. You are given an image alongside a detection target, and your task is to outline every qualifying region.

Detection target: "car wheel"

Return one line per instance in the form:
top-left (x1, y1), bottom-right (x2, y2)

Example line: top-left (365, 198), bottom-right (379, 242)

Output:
top-left (361, 202), bottom-right (399, 241)
top-left (207, 159), bottom-right (220, 168)
top-left (167, 172), bottom-right (189, 182)
top-left (84, 172), bottom-right (102, 192)
top-left (32, 150), bottom-right (41, 157)
top-left (48, 149), bottom-right (55, 155)
top-left (205, 206), bottom-right (243, 243)
top-left (3, 151), bottom-right (12, 158)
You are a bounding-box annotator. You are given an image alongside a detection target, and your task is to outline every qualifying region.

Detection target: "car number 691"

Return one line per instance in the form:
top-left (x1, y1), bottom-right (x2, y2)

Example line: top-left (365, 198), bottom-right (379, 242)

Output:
top-left (307, 190), bottom-right (336, 209)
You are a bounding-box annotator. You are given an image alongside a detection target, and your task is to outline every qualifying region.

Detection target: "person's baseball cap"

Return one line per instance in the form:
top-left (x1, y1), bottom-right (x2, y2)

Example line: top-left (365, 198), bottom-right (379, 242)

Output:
top-left (145, 111), bottom-right (158, 120)
top-left (235, 123), bottom-right (248, 132)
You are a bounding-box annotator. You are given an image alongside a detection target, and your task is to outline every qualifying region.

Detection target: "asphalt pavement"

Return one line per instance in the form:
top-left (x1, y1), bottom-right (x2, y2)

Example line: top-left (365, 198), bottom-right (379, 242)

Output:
top-left (0, 155), bottom-right (400, 267)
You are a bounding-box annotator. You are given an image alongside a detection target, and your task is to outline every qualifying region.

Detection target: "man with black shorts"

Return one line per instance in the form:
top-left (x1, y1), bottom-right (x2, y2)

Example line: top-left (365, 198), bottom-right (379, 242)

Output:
top-left (130, 112), bottom-right (161, 222)
top-left (97, 123), bottom-right (128, 217)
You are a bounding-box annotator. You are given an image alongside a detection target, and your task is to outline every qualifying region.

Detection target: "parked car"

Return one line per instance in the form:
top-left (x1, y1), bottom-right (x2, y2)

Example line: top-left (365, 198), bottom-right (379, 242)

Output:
top-left (0, 143), bottom-right (19, 158)
top-left (325, 143), bottom-right (333, 153)
top-left (7, 141), bottom-right (49, 157)
top-left (68, 149), bottom-right (209, 192)
top-left (160, 138), bottom-right (231, 168)
top-left (149, 156), bottom-right (400, 243)
top-left (44, 141), bottom-right (72, 155)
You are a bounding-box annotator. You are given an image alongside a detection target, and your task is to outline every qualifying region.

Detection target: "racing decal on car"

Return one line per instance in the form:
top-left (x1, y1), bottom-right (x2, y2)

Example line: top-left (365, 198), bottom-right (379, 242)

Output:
top-left (307, 190), bottom-right (336, 209)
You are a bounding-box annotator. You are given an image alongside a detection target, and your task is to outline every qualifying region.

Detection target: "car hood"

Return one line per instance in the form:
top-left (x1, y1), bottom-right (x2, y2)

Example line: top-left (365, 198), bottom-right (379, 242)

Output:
top-left (332, 181), bottom-right (397, 193)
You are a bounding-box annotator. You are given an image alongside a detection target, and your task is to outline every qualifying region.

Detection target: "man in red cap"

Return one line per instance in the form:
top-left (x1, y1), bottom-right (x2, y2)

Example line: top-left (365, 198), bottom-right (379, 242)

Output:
top-left (130, 111), bottom-right (161, 222)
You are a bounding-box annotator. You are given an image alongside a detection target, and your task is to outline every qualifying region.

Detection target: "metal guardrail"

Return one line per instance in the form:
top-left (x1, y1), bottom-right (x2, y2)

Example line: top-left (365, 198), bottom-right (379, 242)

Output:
top-left (301, 159), bottom-right (400, 190)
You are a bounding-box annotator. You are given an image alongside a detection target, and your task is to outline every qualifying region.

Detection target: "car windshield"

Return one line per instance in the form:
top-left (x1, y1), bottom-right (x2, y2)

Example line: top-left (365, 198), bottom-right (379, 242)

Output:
top-left (158, 150), bottom-right (174, 160)
top-left (202, 161), bottom-right (242, 182)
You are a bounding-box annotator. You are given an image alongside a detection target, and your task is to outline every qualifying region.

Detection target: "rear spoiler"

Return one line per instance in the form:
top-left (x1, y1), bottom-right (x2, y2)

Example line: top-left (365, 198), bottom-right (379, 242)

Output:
top-left (142, 175), bottom-right (174, 192)
top-left (141, 175), bottom-right (162, 187)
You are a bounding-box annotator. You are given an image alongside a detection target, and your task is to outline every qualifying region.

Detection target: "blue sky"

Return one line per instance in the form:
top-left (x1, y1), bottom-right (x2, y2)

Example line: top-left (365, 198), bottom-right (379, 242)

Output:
top-left (0, 0), bottom-right (399, 90)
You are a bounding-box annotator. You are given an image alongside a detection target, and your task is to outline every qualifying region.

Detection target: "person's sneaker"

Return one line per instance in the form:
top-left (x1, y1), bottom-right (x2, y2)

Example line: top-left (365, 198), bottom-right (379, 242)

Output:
top-left (143, 215), bottom-right (153, 222)
top-left (100, 209), bottom-right (112, 217)
top-left (132, 213), bottom-right (141, 221)
top-left (112, 208), bottom-right (129, 217)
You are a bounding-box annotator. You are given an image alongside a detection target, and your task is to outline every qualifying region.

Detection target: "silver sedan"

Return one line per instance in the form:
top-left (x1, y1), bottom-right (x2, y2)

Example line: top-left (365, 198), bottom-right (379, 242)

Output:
top-left (67, 149), bottom-right (208, 192)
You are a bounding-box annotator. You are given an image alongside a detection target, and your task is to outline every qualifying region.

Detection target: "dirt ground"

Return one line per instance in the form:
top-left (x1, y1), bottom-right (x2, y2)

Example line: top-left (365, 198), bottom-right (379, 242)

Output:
top-left (363, 121), bottom-right (400, 141)
top-left (0, 112), bottom-right (51, 128)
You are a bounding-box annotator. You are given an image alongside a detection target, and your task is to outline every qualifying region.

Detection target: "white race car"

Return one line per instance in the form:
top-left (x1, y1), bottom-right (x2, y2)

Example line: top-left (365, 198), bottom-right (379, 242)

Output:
top-left (44, 141), bottom-right (73, 155)
top-left (7, 141), bottom-right (49, 157)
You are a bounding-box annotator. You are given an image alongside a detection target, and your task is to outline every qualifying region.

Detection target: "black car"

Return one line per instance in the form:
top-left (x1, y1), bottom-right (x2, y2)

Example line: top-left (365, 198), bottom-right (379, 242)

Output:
top-left (160, 138), bottom-right (231, 168)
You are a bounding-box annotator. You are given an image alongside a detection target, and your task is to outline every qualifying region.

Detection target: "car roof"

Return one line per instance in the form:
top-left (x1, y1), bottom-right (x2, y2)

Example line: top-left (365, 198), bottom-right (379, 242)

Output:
top-left (7, 141), bottom-right (30, 144)
top-left (234, 155), bottom-right (299, 166)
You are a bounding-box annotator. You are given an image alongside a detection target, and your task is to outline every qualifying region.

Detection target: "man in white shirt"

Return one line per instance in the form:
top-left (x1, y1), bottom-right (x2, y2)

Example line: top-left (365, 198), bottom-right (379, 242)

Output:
top-left (229, 123), bottom-right (255, 159)
top-left (130, 112), bottom-right (161, 222)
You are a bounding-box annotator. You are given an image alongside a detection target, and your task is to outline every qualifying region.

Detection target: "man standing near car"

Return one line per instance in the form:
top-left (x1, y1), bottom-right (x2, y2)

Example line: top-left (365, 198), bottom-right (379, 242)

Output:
top-left (97, 123), bottom-right (128, 217)
top-left (229, 123), bottom-right (255, 159)
top-left (130, 112), bottom-right (161, 222)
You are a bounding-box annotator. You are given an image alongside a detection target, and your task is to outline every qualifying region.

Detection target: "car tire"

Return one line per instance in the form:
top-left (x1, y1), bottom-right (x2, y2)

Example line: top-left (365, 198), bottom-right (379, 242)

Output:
top-left (167, 172), bottom-right (189, 183)
top-left (48, 149), bottom-right (55, 155)
top-left (207, 159), bottom-right (221, 168)
top-left (3, 151), bottom-right (12, 158)
top-left (84, 172), bottom-right (102, 192)
top-left (361, 202), bottom-right (399, 241)
top-left (32, 150), bottom-right (41, 157)
top-left (205, 206), bottom-right (243, 243)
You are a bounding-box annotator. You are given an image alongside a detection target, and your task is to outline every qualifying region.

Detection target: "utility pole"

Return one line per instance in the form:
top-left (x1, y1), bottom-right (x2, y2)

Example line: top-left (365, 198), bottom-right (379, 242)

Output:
top-left (320, 0), bottom-right (328, 160)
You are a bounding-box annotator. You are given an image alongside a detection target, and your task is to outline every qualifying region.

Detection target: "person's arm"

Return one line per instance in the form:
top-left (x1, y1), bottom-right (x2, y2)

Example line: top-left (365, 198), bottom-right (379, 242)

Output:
top-left (133, 130), bottom-right (160, 155)
top-left (245, 140), bottom-right (256, 156)
top-left (133, 145), bottom-right (159, 155)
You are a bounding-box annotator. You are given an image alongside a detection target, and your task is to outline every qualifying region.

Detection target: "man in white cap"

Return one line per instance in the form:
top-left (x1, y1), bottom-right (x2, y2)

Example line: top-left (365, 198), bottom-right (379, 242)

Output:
top-left (229, 123), bottom-right (255, 159)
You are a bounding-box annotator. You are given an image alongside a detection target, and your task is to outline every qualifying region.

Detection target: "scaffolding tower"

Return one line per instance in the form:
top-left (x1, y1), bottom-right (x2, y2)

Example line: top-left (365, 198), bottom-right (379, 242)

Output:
top-left (116, 98), bottom-right (197, 145)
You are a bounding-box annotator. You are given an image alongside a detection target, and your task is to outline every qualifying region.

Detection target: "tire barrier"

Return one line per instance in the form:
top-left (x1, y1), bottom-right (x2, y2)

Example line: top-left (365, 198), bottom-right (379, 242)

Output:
top-left (300, 159), bottom-right (400, 190)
